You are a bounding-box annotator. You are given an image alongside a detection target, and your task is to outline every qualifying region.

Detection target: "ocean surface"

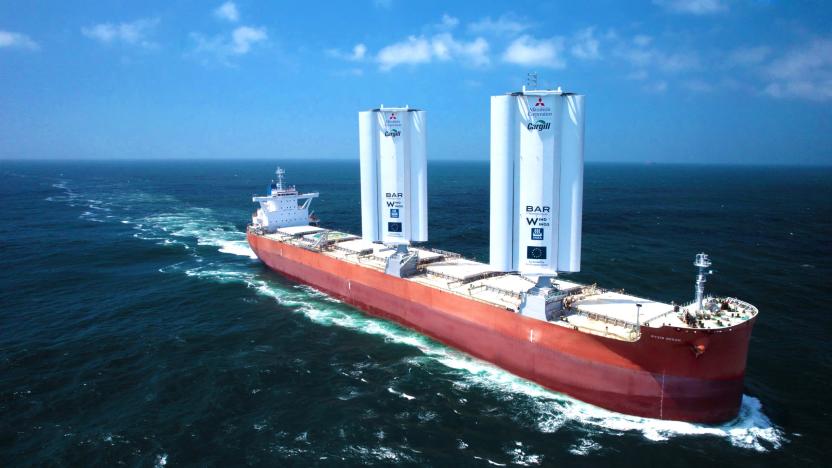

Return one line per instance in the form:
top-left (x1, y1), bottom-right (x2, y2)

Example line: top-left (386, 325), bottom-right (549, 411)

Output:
top-left (1, 160), bottom-right (830, 466)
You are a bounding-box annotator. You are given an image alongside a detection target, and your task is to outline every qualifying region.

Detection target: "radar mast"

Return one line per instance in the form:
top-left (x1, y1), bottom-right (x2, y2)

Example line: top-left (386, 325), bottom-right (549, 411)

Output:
top-left (694, 253), bottom-right (713, 311)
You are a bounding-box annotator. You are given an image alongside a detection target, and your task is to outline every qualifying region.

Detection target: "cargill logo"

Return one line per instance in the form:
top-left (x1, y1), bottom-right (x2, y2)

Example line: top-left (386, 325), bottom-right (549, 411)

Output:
top-left (384, 129), bottom-right (401, 137)
top-left (527, 120), bottom-right (551, 131)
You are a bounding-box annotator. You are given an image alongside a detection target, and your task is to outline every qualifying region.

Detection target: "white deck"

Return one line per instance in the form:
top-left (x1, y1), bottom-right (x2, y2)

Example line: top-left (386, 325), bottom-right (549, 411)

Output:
top-left (252, 226), bottom-right (757, 341)
top-left (424, 259), bottom-right (496, 282)
top-left (370, 247), bottom-right (444, 262)
top-left (476, 274), bottom-right (535, 295)
top-left (277, 225), bottom-right (326, 236)
top-left (334, 238), bottom-right (377, 255)
top-left (302, 230), bottom-right (358, 243)
top-left (573, 291), bottom-right (676, 327)
top-left (551, 277), bottom-right (584, 291)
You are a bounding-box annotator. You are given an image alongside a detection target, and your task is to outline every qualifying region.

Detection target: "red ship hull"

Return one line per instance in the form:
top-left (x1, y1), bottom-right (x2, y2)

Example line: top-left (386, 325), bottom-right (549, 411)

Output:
top-left (248, 232), bottom-right (756, 423)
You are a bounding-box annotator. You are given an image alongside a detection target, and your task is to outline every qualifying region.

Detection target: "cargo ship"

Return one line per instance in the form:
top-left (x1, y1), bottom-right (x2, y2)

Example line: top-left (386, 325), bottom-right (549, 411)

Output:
top-left (246, 87), bottom-right (758, 423)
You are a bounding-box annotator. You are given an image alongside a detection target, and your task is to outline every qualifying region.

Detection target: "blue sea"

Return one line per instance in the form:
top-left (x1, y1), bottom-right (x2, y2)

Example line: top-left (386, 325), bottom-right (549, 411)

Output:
top-left (1, 160), bottom-right (830, 466)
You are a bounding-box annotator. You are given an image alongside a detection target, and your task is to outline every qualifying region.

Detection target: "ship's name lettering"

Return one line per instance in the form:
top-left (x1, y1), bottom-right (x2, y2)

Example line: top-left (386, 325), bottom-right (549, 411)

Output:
top-left (649, 335), bottom-right (683, 342)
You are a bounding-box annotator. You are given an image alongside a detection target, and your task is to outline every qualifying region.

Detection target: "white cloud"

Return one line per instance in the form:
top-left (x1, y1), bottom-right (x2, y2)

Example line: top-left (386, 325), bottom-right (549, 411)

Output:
top-left (0, 30), bottom-right (39, 50)
top-left (191, 3), bottom-right (265, 65)
top-left (626, 69), bottom-right (648, 80)
top-left (333, 67), bottom-right (364, 77)
top-left (230, 26), bottom-right (266, 54)
top-left (643, 80), bottom-right (668, 93)
top-left (502, 35), bottom-right (565, 68)
top-left (659, 52), bottom-right (700, 71)
top-left (763, 39), bottom-right (832, 101)
top-left (437, 14), bottom-right (459, 30)
top-left (767, 40), bottom-right (832, 81)
top-left (613, 35), bottom-right (699, 72)
top-left (603, 32), bottom-right (830, 100)
top-left (82, 18), bottom-right (159, 47)
top-left (435, 33), bottom-right (489, 66)
top-left (653, 0), bottom-right (727, 15)
top-left (682, 79), bottom-right (714, 92)
top-left (376, 33), bottom-right (489, 71)
top-left (764, 81), bottom-right (832, 101)
top-left (352, 43), bottom-right (367, 60)
top-left (190, 25), bottom-right (267, 65)
top-left (468, 14), bottom-right (530, 36)
top-left (569, 30), bottom-right (702, 89)
top-left (571, 27), bottom-right (600, 60)
top-left (727, 46), bottom-right (771, 67)
top-left (214, 2), bottom-right (240, 22)
top-left (327, 43), bottom-right (367, 61)
top-left (377, 36), bottom-right (431, 69)
top-left (633, 35), bottom-right (652, 47)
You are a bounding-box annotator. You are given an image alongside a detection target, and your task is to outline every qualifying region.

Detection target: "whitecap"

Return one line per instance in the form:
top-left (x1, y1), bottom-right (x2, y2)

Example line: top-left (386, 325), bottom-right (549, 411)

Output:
top-left (553, 394), bottom-right (783, 452)
top-left (344, 445), bottom-right (411, 462)
top-left (507, 445), bottom-right (542, 466)
top-left (568, 438), bottom-right (601, 456)
top-left (217, 240), bottom-right (258, 259)
top-left (387, 387), bottom-right (416, 400)
top-left (473, 456), bottom-right (507, 466)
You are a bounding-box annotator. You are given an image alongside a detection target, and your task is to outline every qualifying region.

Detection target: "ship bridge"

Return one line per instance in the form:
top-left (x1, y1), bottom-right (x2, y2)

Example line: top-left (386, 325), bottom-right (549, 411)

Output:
top-left (251, 168), bottom-right (319, 233)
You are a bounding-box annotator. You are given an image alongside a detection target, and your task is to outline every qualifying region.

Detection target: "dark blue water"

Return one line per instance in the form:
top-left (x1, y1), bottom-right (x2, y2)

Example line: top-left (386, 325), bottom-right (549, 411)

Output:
top-left (1, 160), bottom-right (830, 466)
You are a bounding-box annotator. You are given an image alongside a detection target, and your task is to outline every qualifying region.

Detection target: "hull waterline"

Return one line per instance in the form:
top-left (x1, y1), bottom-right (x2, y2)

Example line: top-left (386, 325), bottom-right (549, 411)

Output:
top-left (248, 232), bottom-right (755, 423)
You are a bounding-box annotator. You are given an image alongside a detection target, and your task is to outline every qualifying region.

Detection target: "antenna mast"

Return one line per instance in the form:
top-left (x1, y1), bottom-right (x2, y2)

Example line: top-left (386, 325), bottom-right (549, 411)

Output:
top-left (275, 167), bottom-right (285, 191)
top-left (694, 253), bottom-right (712, 311)
top-left (526, 72), bottom-right (538, 90)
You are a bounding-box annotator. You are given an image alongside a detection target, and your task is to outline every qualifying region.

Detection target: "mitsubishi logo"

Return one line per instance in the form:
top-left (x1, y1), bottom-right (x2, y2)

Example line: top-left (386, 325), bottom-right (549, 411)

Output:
top-left (389, 113), bottom-right (397, 120)
top-left (534, 97), bottom-right (545, 107)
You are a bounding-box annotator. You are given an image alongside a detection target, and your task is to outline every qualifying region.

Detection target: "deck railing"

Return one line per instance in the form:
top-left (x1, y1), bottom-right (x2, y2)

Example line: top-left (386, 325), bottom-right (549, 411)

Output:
top-left (642, 309), bottom-right (678, 326)
top-left (424, 248), bottom-right (461, 259)
top-left (568, 308), bottom-right (640, 332)
top-left (468, 282), bottom-right (523, 299)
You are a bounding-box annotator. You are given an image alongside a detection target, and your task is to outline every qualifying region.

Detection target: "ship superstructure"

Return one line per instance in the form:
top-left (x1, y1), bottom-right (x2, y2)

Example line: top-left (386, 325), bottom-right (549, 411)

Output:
top-left (246, 88), bottom-right (759, 423)
top-left (251, 167), bottom-right (319, 232)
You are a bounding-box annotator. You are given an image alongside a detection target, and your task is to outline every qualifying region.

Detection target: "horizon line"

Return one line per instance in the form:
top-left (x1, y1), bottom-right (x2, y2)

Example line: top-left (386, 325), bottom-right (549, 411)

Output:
top-left (2, 158), bottom-right (831, 168)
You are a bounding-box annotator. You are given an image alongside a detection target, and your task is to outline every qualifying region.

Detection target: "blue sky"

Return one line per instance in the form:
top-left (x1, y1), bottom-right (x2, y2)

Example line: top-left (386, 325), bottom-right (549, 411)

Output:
top-left (1, 0), bottom-right (830, 164)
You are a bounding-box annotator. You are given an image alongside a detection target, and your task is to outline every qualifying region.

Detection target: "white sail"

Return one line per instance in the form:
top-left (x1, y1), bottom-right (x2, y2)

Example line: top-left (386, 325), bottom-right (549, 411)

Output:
top-left (358, 107), bottom-right (428, 244)
top-left (489, 89), bottom-right (585, 274)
